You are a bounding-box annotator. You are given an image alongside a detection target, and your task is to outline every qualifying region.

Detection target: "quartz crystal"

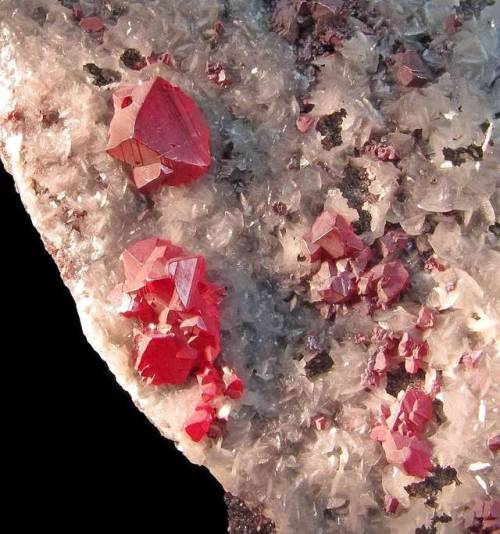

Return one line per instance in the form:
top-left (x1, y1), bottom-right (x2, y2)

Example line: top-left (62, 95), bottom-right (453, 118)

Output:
top-left (1, 0), bottom-right (499, 532)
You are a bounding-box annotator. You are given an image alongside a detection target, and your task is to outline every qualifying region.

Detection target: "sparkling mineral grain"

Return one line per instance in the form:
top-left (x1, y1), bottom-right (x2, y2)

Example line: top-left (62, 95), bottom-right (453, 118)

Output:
top-left (107, 77), bottom-right (211, 192)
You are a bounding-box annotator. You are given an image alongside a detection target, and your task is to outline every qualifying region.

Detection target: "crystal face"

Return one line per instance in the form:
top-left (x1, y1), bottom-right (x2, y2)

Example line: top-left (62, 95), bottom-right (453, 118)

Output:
top-left (107, 77), bottom-right (211, 192)
top-left (1, 0), bottom-right (499, 531)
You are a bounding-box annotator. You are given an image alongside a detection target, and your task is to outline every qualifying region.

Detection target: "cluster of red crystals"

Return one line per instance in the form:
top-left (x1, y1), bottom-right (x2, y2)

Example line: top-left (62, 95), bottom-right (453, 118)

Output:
top-left (463, 500), bottom-right (500, 533)
top-left (424, 255), bottom-right (446, 272)
top-left (107, 77), bottom-right (211, 192)
top-left (116, 237), bottom-right (243, 442)
top-left (364, 141), bottom-right (399, 162)
top-left (206, 62), bottom-right (233, 88)
top-left (371, 389), bottom-right (434, 478)
top-left (363, 307), bottom-right (435, 388)
top-left (304, 211), bottom-right (410, 313)
top-left (399, 332), bottom-right (429, 374)
top-left (362, 327), bottom-right (399, 388)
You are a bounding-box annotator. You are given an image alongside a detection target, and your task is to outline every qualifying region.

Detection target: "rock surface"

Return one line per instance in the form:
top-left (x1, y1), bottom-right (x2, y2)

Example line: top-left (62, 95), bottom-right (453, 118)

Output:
top-left (1, 1), bottom-right (499, 532)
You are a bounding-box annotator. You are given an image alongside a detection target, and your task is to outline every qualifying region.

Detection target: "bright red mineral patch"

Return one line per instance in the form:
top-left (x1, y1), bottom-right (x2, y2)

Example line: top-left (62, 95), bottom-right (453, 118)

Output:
top-left (107, 77), bottom-right (211, 192)
top-left (371, 389), bottom-right (434, 478)
top-left (116, 237), bottom-right (243, 441)
top-left (303, 212), bottom-right (410, 312)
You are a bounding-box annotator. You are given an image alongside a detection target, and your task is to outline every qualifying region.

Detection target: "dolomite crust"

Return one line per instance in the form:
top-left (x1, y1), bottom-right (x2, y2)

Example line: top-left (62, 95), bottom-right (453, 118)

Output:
top-left (1, 1), bottom-right (499, 533)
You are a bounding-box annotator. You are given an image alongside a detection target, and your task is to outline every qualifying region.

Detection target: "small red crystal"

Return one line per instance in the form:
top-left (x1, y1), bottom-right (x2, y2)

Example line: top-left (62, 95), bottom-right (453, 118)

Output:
top-left (206, 62), bottom-right (233, 88)
top-left (487, 435), bottom-right (500, 453)
top-left (391, 51), bottom-right (430, 88)
top-left (185, 404), bottom-right (217, 442)
top-left (197, 364), bottom-right (225, 402)
top-left (378, 230), bottom-right (408, 259)
top-left (107, 77), bottom-right (211, 192)
top-left (225, 373), bottom-right (244, 400)
top-left (304, 211), bottom-right (365, 261)
top-left (416, 306), bottom-right (436, 330)
top-left (296, 115), bottom-right (315, 133)
top-left (398, 333), bottom-right (428, 374)
top-left (312, 414), bottom-right (330, 431)
top-left (384, 495), bottom-right (399, 514)
top-left (79, 16), bottom-right (105, 33)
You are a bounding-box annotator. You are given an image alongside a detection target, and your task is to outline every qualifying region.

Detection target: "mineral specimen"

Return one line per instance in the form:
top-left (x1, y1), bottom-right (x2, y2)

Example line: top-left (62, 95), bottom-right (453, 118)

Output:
top-left (1, 0), bottom-right (499, 532)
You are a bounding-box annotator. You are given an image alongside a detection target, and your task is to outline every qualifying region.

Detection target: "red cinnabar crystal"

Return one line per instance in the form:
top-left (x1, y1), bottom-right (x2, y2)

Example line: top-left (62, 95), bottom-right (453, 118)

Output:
top-left (359, 261), bottom-right (409, 306)
top-left (185, 404), bottom-right (217, 442)
top-left (304, 211), bottom-right (365, 260)
top-left (384, 495), bottom-right (399, 514)
top-left (107, 77), bottom-right (211, 192)
top-left (117, 237), bottom-right (244, 442)
top-left (372, 390), bottom-right (434, 477)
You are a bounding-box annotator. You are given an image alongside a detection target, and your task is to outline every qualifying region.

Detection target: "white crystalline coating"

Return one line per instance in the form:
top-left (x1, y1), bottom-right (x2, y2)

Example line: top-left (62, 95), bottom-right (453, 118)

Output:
top-left (0, 0), bottom-right (499, 532)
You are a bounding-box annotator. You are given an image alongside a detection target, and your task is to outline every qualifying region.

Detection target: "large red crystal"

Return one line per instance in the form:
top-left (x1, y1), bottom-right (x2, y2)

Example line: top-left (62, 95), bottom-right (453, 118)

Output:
top-left (107, 77), bottom-right (211, 192)
top-left (117, 237), bottom-right (243, 442)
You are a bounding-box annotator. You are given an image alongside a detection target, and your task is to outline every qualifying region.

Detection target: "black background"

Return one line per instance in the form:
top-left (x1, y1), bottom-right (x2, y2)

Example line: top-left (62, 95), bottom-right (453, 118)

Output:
top-left (2, 160), bottom-right (227, 531)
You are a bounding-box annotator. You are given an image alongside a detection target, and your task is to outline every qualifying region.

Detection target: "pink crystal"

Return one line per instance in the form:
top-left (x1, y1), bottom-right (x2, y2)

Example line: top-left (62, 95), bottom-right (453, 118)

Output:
top-left (304, 211), bottom-right (365, 260)
top-left (372, 390), bottom-right (434, 477)
top-left (378, 230), bottom-right (408, 259)
top-left (460, 350), bottom-right (484, 369)
top-left (107, 77), bottom-right (211, 192)
top-left (463, 500), bottom-right (500, 533)
top-left (416, 306), bottom-right (436, 330)
top-left (384, 495), bottom-right (399, 514)
top-left (359, 261), bottom-right (409, 306)
top-left (79, 16), bottom-right (105, 33)
top-left (391, 51), bottom-right (430, 88)
top-left (398, 333), bottom-right (428, 374)
top-left (311, 260), bottom-right (357, 304)
top-left (296, 115), bottom-right (315, 133)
